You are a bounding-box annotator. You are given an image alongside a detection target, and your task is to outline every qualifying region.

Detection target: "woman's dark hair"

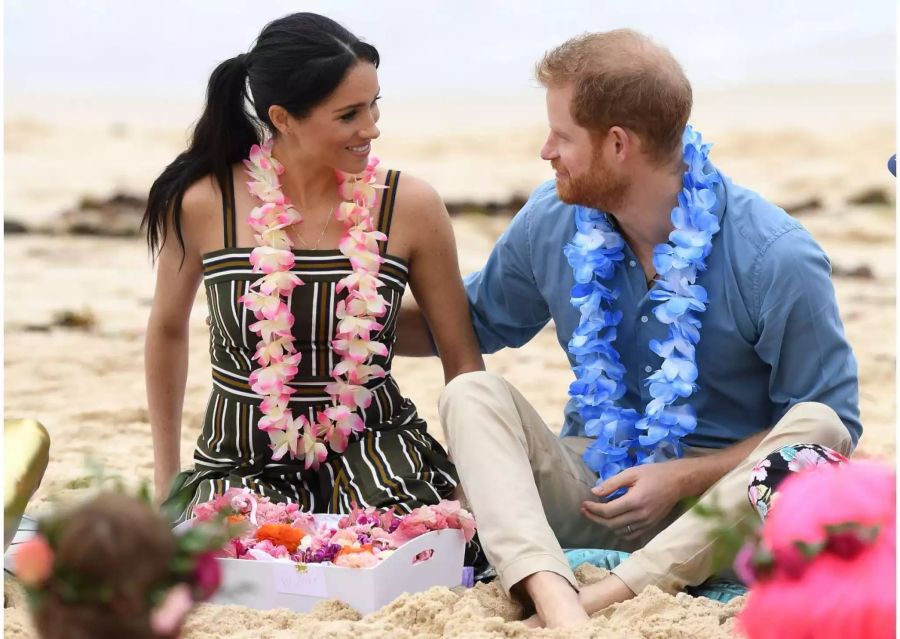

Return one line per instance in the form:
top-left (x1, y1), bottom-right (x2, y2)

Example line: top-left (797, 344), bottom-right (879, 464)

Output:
top-left (142, 13), bottom-right (380, 260)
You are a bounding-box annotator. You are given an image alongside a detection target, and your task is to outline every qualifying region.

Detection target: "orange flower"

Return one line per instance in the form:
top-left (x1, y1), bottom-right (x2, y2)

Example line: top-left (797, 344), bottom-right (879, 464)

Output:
top-left (14, 535), bottom-right (54, 587)
top-left (226, 515), bottom-right (246, 525)
top-left (336, 543), bottom-right (373, 557)
top-left (255, 524), bottom-right (304, 552)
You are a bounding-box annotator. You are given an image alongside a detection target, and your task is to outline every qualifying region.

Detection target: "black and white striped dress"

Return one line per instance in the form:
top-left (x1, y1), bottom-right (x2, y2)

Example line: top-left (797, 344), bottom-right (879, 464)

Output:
top-left (164, 170), bottom-right (460, 522)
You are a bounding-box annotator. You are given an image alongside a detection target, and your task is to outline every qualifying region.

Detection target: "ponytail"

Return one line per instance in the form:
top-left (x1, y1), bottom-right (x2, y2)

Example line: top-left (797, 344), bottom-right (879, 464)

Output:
top-left (142, 55), bottom-right (261, 261)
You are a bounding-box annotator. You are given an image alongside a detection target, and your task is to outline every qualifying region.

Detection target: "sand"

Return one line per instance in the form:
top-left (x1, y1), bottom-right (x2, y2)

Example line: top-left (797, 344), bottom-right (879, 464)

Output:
top-left (3, 83), bottom-right (896, 637)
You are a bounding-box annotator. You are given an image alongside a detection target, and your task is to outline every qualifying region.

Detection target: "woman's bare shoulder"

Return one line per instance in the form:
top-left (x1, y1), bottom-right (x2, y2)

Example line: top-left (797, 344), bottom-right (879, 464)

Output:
top-left (390, 171), bottom-right (446, 219)
top-left (181, 174), bottom-right (223, 220)
top-left (177, 174), bottom-right (229, 253)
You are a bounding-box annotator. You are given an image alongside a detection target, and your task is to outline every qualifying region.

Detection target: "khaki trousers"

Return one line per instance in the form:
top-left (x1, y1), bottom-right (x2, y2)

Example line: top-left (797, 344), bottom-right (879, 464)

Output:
top-left (438, 371), bottom-right (853, 595)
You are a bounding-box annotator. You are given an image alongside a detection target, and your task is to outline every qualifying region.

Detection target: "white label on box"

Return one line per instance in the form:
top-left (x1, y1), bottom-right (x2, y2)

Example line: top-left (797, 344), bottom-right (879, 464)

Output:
top-left (273, 562), bottom-right (328, 598)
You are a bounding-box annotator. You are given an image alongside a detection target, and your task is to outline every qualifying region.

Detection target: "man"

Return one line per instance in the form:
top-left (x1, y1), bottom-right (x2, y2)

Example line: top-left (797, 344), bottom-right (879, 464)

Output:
top-left (397, 29), bottom-right (859, 628)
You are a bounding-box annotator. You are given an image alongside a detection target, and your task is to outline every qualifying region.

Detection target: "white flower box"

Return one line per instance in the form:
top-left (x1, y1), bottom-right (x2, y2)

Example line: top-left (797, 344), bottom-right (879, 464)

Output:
top-left (174, 515), bottom-right (466, 615)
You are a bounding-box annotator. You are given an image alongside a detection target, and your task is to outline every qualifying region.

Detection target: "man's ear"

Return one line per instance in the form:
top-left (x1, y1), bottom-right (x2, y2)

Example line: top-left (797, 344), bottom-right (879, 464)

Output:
top-left (606, 126), bottom-right (632, 162)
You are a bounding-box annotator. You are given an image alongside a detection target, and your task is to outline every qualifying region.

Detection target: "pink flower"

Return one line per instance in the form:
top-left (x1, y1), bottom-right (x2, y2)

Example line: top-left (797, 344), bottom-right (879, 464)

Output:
top-left (253, 337), bottom-right (297, 368)
top-left (249, 246), bottom-right (295, 274)
top-left (391, 506), bottom-right (439, 544)
top-left (192, 487), bottom-right (247, 521)
top-left (332, 362), bottom-right (386, 386)
top-left (255, 271), bottom-right (303, 296)
top-left (337, 180), bottom-right (378, 208)
top-left (336, 271), bottom-right (382, 298)
top-left (248, 352), bottom-right (301, 395)
top-left (245, 143), bottom-right (287, 204)
top-left (248, 306), bottom-right (294, 343)
top-left (267, 414), bottom-right (305, 460)
top-left (274, 207), bottom-right (303, 228)
top-left (333, 550), bottom-right (379, 568)
top-left (301, 426), bottom-right (329, 470)
top-left (240, 292), bottom-right (283, 320)
top-left (432, 500), bottom-right (476, 542)
top-left (324, 405), bottom-right (365, 435)
top-left (150, 584), bottom-right (194, 637)
top-left (317, 406), bottom-right (364, 453)
top-left (230, 491), bottom-right (256, 515)
top-left (255, 227), bottom-right (292, 250)
top-left (324, 379), bottom-right (373, 409)
top-left (334, 202), bottom-right (369, 226)
top-left (787, 448), bottom-right (831, 473)
top-left (259, 394), bottom-right (290, 417)
top-left (332, 337), bottom-right (389, 364)
top-left (739, 461), bottom-right (896, 639)
top-left (14, 535), bottom-right (54, 587)
top-left (193, 552), bottom-right (222, 601)
top-left (339, 236), bottom-right (385, 272)
top-left (248, 539), bottom-right (291, 559)
top-left (751, 458), bottom-right (771, 483)
top-left (247, 202), bottom-right (282, 232)
top-left (331, 529), bottom-right (359, 546)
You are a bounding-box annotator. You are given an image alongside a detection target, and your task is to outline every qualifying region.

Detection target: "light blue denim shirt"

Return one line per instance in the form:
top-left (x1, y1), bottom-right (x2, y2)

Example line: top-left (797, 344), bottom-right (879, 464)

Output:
top-left (464, 167), bottom-right (861, 449)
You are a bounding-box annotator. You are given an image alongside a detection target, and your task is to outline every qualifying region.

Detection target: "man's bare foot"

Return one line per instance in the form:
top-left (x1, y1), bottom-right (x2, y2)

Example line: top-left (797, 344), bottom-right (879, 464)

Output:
top-left (577, 574), bottom-right (636, 615)
top-left (521, 571), bottom-right (589, 629)
top-left (521, 613), bottom-right (544, 629)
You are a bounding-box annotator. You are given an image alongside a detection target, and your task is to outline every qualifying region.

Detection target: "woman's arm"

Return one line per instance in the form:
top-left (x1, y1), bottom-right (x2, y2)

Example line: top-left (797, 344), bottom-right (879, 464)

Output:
top-left (400, 177), bottom-right (485, 382)
top-left (145, 183), bottom-right (211, 501)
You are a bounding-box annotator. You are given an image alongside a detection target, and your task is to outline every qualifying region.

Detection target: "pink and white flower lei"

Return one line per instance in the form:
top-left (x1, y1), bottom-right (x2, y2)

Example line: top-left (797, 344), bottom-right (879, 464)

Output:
top-left (240, 140), bottom-right (390, 469)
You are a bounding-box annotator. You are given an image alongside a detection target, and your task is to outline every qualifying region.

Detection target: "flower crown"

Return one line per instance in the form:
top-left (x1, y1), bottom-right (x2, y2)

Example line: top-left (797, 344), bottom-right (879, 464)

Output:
top-left (734, 521), bottom-right (882, 585)
top-left (14, 488), bottom-right (242, 636)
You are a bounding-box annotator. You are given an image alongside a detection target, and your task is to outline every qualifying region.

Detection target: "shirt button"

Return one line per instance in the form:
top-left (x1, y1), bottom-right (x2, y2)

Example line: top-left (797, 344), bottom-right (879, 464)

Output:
top-left (645, 365), bottom-right (653, 373)
top-left (629, 260), bottom-right (637, 267)
top-left (640, 315), bottom-right (649, 323)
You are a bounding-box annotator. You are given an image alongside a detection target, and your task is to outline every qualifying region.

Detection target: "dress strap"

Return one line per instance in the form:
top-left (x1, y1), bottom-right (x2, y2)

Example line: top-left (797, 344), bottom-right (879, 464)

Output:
top-left (376, 170), bottom-right (400, 254)
top-left (221, 170), bottom-right (237, 249)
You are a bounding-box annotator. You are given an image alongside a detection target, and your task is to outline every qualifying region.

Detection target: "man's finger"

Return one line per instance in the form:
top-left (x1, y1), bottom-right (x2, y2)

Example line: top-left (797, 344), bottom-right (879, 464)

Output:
top-left (592, 468), bottom-right (637, 499)
top-left (623, 525), bottom-right (646, 541)
top-left (582, 494), bottom-right (635, 519)
top-left (581, 506), bottom-right (643, 537)
top-left (596, 510), bottom-right (643, 533)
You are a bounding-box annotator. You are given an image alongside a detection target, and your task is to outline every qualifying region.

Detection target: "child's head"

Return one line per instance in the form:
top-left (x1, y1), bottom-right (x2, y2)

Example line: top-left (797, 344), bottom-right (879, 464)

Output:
top-left (15, 492), bottom-right (225, 639)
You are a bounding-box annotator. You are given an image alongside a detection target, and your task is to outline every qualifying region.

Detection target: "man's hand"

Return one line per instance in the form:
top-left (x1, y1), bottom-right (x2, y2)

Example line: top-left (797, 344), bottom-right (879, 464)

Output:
top-left (580, 459), bottom-right (692, 540)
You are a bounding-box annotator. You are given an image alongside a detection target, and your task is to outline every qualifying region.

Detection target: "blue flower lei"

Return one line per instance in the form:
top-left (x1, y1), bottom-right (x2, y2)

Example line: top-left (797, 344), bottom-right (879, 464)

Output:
top-left (564, 126), bottom-right (721, 486)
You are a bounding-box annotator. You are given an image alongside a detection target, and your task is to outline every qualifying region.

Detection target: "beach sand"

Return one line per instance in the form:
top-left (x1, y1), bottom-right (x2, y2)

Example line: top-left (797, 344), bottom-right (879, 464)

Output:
top-left (3, 84), bottom-right (896, 637)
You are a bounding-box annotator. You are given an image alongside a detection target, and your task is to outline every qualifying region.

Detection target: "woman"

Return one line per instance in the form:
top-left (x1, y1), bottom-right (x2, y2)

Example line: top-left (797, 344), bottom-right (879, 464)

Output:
top-left (143, 13), bottom-right (484, 522)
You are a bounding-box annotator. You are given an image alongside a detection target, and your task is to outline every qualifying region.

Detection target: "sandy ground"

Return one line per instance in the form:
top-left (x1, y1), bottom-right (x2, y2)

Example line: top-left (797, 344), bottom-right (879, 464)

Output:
top-left (3, 84), bottom-right (896, 637)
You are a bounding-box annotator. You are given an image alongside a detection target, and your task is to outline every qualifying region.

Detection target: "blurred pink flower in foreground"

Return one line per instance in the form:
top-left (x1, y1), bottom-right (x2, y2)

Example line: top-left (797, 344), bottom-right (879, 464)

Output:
top-left (738, 460), bottom-right (895, 639)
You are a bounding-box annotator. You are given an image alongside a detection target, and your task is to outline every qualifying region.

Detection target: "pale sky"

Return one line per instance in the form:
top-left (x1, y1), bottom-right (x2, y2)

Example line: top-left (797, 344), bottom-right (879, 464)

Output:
top-left (4, 0), bottom-right (896, 100)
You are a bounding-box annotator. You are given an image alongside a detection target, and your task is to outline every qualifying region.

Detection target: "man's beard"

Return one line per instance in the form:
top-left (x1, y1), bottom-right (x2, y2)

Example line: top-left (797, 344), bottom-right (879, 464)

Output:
top-left (555, 153), bottom-right (629, 212)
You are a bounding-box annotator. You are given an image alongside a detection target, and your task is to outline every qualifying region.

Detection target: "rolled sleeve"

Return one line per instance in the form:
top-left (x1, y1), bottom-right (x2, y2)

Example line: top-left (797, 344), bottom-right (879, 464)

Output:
top-left (464, 197), bottom-right (551, 354)
top-left (753, 227), bottom-right (862, 447)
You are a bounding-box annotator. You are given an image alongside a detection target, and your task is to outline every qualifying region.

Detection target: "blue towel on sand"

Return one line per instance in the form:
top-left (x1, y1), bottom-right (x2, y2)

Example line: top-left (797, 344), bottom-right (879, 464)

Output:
top-left (564, 548), bottom-right (747, 604)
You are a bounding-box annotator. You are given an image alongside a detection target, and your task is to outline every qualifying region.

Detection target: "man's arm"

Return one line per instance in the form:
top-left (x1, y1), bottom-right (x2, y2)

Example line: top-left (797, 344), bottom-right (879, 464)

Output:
top-left (753, 226), bottom-right (861, 446)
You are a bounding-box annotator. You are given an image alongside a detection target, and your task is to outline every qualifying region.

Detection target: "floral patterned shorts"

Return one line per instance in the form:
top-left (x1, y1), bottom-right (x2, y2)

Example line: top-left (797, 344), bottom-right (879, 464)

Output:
top-left (747, 443), bottom-right (848, 521)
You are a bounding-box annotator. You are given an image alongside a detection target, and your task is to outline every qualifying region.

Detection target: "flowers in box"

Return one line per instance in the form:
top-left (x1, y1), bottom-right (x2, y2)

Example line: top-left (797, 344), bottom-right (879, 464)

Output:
top-left (193, 488), bottom-right (475, 568)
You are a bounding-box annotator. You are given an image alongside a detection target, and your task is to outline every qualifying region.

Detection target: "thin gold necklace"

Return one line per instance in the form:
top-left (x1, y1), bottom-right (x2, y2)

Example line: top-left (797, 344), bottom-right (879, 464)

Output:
top-left (292, 206), bottom-right (335, 250)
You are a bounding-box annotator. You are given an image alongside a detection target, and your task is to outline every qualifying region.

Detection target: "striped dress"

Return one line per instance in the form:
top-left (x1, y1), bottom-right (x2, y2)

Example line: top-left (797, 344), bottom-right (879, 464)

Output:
top-left (163, 170), bottom-right (461, 522)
